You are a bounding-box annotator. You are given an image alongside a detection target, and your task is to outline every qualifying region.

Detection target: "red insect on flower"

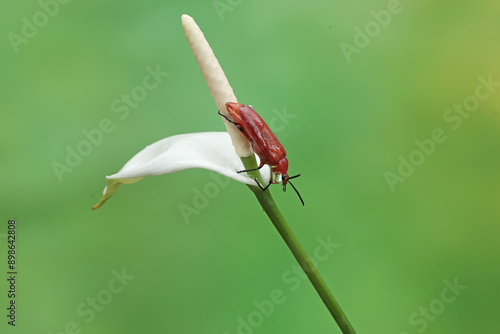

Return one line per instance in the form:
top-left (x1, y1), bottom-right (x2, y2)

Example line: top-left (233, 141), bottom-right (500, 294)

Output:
top-left (219, 102), bottom-right (304, 205)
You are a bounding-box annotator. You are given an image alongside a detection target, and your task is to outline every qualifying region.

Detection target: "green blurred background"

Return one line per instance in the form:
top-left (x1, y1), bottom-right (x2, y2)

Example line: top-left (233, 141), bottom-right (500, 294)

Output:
top-left (1, 0), bottom-right (499, 333)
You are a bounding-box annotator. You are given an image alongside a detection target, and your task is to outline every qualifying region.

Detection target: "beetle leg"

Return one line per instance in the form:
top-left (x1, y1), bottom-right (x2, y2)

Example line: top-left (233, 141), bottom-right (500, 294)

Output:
top-left (218, 110), bottom-right (242, 132)
top-left (253, 178), bottom-right (271, 191)
top-left (236, 164), bottom-right (264, 174)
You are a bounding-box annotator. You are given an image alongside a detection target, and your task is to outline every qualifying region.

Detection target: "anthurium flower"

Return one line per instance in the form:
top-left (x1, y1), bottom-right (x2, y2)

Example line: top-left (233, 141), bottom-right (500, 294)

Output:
top-left (93, 14), bottom-right (265, 210)
top-left (92, 132), bottom-right (270, 209)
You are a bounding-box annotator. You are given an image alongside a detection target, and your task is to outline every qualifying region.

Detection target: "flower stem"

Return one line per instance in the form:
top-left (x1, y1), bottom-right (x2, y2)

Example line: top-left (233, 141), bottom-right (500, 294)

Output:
top-left (240, 156), bottom-right (356, 334)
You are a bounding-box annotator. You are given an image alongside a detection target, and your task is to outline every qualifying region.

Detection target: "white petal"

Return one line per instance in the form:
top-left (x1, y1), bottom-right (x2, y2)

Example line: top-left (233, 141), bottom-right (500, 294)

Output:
top-left (92, 132), bottom-right (270, 209)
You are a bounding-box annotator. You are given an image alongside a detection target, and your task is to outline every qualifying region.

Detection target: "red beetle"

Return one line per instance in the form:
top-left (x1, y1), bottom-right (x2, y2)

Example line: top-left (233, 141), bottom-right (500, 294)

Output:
top-left (219, 102), bottom-right (304, 205)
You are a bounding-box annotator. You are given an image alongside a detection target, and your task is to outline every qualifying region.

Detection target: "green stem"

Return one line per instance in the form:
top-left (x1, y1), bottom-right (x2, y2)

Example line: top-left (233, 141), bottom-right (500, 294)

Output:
top-left (240, 155), bottom-right (356, 334)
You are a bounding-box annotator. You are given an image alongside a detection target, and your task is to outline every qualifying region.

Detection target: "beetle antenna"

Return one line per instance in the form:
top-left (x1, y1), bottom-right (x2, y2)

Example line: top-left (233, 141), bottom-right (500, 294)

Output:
top-left (287, 180), bottom-right (304, 206)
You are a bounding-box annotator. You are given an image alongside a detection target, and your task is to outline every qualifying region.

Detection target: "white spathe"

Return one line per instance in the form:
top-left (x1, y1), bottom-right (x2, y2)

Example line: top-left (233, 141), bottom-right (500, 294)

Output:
top-left (92, 132), bottom-right (270, 209)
